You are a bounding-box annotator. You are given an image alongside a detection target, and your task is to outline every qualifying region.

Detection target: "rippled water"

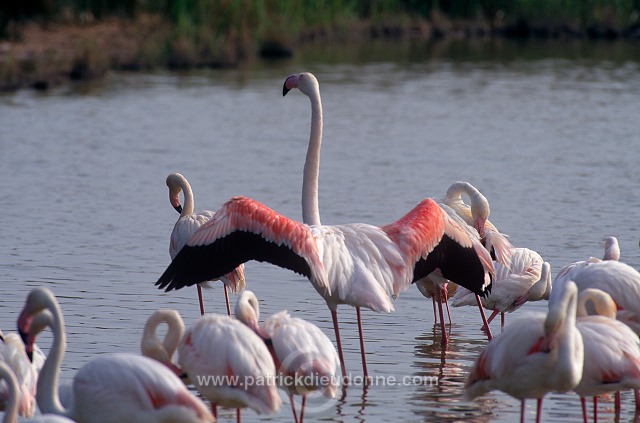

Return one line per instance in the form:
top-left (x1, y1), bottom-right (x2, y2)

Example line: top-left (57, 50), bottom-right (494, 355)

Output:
top-left (2, 39), bottom-right (640, 422)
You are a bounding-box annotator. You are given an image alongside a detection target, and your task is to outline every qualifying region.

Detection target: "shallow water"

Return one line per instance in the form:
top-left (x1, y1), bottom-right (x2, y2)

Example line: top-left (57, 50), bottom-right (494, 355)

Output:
top-left (2, 39), bottom-right (640, 422)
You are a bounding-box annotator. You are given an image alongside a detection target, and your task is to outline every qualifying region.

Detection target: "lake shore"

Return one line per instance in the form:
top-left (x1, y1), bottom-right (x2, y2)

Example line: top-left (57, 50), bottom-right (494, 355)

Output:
top-left (1, 14), bottom-right (639, 92)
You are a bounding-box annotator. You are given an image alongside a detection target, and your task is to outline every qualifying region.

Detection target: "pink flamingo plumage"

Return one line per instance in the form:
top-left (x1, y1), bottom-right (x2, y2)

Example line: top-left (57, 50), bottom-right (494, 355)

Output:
top-left (141, 309), bottom-right (282, 421)
top-left (167, 172), bottom-right (246, 316)
top-left (235, 290), bottom-right (340, 423)
top-left (156, 72), bottom-right (495, 380)
top-left (464, 281), bottom-right (584, 423)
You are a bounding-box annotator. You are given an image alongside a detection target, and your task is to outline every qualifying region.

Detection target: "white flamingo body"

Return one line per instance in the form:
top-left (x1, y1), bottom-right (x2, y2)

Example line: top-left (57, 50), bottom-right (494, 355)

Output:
top-left (156, 73), bottom-right (495, 377)
top-left (464, 281), bottom-right (584, 423)
top-left (178, 314), bottom-right (281, 415)
top-left (17, 288), bottom-right (215, 423)
top-left (574, 288), bottom-right (640, 422)
top-left (235, 291), bottom-right (339, 423)
top-left (167, 172), bottom-right (245, 315)
top-left (453, 248), bottom-right (548, 315)
top-left (0, 361), bottom-right (74, 423)
top-left (141, 309), bottom-right (282, 417)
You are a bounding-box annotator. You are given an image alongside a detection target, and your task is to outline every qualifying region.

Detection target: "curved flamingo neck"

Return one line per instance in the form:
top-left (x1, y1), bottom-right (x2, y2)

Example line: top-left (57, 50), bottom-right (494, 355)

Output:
top-left (141, 310), bottom-right (185, 362)
top-left (301, 87), bottom-right (322, 227)
top-left (0, 362), bottom-right (19, 423)
top-left (36, 296), bottom-right (70, 417)
top-left (446, 182), bottom-right (489, 220)
top-left (177, 176), bottom-right (195, 217)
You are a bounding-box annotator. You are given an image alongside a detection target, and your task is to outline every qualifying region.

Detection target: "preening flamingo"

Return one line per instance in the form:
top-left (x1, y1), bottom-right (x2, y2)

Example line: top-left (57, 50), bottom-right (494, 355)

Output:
top-left (415, 277), bottom-right (458, 325)
top-left (453, 248), bottom-right (551, 330)
top-left (574, 288), bottom-right (640, 423)
top-left (167, 172), bottom-right (246, 316)
top-left (441, 181), bottom-right (514, 265)
top-left (156, 72), bottom-right (495, 379)
top-left (464, 281), bottom-right (584, 423)
top-left (17, 288), bottom-right (216, 423)
top-left (235, 290), bottom-right (340, 423)
top-left (141, 309), bottom-right (282, 421)
top-left (0, 361), bottom-right (74, 423)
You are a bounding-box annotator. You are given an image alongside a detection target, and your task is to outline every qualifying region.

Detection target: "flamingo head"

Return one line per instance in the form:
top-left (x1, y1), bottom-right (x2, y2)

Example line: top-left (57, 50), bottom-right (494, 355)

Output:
top-left (234, 290), bottom-right (269, 339)
top-left (23, 310), bottom-right (54, 363)
top-left (166, 174), bottom-right (183, 214)
top-left (283, 72), bottom-right (320, 98)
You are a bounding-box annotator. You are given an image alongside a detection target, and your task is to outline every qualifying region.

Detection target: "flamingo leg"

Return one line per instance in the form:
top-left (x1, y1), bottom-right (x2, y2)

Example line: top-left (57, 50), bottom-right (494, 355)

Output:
top-left (436, 288), bottom-right (448, 346)
top-left (289, 394), bottom-right (299, 423)
top-left (501, 312), bottom-right (505, 330)
top-left (443, 286), bottom-right (453, 324)
top-left (211, 403), bottom-right (217, 419)
top-left (236, 408), bottom-right (241, 423)
top-left (635, 388), bottom-right (640, 409)
top-left (520, 399), bottom-right (526, 423)
top-left (615, 391), bottom-right (622, 419)
top-left (483, 309), bottom-right (500, 331)
top-left (300, 395), bottom-right (307, 423)
top-left (356, 307), bottom-right (370, 381)
top-left (331, 309), bottom-right (347, 379)
top-left (536, 398), bottom-right (543, 423)
top-left (475, 295), bottom-right (493, 340)
top-left (580, 397), bottom-right (588, 423)
top-left (593, 396), bottom-right (597, 423)
top-left (223, 284), bottom-right (231, 316)
top-left (432, 295), bottom-right (438, 322)
top-left (197, 285), bottom-right (205, 316)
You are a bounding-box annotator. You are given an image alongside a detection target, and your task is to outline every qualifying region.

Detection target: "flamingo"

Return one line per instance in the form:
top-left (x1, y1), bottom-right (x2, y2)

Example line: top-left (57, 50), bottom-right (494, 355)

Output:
top-left (234, 290), bottom-right (340, 423)
top-left (166, 172), bottom-right (246, 316)
top-left (441, 181), bottom-right (514, 265)
top-left (549, 245), bottom-right (640, 336)
top-left (574, 288), bottom-right (640, 423)
top-left (464, 281), bottom-right (584, 423)
top-left (415, 277), bottom-right (458, 325)
top-left (156, 72), bottom-right (495, 379)
top-left (0, 361), bottom-right (74, 423)
top-left (0, 332), bottom-right (39, 417)
top-left (17, 288), bottom-right (216, 423)
top-left (141, 309), bottom-right (282, 421)
top-left (453, 248), bottom-right (551, 330)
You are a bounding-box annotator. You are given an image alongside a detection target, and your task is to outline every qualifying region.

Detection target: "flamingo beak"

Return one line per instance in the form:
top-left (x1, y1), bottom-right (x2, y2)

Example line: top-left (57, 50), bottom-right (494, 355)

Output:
top-left (173, 204), bottom-right (183, 213)
top-left (282, 74), bottom-right (298, 96)
top-left (474, 218), bottom-right (486, 238)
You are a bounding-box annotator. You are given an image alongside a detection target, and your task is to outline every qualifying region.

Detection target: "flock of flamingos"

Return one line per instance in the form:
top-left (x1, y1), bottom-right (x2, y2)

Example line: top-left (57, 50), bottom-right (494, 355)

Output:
top-left (2, 72), bottom-right (640, 423)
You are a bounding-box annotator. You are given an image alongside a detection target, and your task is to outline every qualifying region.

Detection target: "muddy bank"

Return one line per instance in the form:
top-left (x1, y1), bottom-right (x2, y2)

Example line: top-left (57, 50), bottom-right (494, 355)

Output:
top-left (1, 15), bottom-right (639, 92)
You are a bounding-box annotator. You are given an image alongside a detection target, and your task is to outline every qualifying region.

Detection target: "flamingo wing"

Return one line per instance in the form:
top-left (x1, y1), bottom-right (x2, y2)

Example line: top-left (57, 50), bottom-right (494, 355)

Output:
top-left (384, 199), bottom-right (493, 296)
top-left (156, 196), bottom-right (329, 295)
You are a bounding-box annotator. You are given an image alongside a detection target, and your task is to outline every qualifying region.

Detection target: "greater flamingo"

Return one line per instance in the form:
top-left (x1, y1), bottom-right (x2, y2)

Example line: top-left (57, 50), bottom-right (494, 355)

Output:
top-left (550, 256), bottom-right (640, 336)
top-left (441, 181), bottom-right (514, 265)
top-left (17, 288), bottom-right (216, 423)
top-left (453, 248), bottom-right (551, 330)
top-left (167, 172), bottom-right (246, 316)
top-left (141, 309), bottom-right (282, 421)
top-left (0, 331), bottom-right (39, 417)
top-left (464, 281), bottom-right (584, 423)
top-left (235, 290), bottom-right (340, 423)
top-left (575, 288), bottom-right (640, 423)
top-left (156, 72), bottom-right (495, 379)
top-left (0, 361), bottom-right (74, 423)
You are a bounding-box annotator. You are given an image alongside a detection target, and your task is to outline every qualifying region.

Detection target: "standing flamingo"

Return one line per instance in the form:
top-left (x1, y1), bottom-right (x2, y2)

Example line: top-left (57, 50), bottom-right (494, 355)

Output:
top-left (574, 288), bottom-right (640, 423)
top-left (453, 248), bottom-right (551, 330)
top-left (17, 288), bottom-right (215, 423)
top-left (141, 309), bottom-right (282, 421)
top-left (441, 181), bottom-right (514, 265)
top-left (235, 290), bottom-right (339, 423)
top-left (156, 72), bottom-right (495, 379)
top-left (464, 281), bottom-right (584, 423)
top-left (167, 172), bottom-right (246, 316)
top-left (0, 361), bottom-right (74, 423)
